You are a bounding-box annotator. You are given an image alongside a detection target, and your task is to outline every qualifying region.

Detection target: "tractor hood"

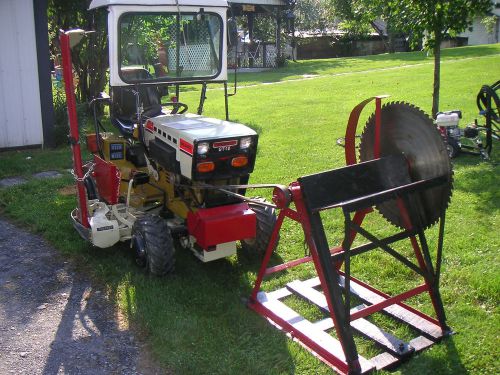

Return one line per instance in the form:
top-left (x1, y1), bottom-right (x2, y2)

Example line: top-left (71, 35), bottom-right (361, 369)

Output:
top-left (143, 114), bottom-right (257, 180)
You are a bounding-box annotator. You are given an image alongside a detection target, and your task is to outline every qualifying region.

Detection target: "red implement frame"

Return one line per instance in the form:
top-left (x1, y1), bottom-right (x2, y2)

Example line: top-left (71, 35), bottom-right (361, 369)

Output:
top-left (59, 31), bottom-right (89, 228)
top-left (248, 97), bottom-right (450, 374)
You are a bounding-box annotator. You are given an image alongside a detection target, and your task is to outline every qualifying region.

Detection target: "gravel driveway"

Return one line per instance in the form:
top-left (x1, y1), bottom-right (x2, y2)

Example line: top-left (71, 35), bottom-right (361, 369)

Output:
top-left (0, 218), bottom-right (165, 375)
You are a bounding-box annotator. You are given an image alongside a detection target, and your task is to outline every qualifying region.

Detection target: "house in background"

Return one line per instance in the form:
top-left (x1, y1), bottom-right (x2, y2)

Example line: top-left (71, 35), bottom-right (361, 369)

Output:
top-left (0, 0), bottom-right (54, 150)
top-left (459, 2), bottom-right (500, 45)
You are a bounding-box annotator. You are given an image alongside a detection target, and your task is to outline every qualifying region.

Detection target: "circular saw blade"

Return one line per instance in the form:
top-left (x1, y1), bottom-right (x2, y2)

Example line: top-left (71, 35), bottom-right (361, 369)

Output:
top-left (359, 102), bottom-right (453, 229)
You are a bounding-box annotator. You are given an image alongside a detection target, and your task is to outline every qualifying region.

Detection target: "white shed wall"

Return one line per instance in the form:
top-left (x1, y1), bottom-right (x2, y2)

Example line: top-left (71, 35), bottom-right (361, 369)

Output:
top-left (0, 0), bottom-right (44, 148)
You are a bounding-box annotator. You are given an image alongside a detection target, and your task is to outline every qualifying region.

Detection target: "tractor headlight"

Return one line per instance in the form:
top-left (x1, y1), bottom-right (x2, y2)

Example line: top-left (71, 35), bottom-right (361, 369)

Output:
top-left (197, 142), bottom-right (210, 155)
top-left (240, 136), bottom-right (252, 149)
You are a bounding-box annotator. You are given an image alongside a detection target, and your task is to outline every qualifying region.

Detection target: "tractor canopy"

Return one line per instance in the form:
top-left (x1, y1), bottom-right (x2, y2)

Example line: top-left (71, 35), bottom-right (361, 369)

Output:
top-left (89, 0), bottom-right (229, 86)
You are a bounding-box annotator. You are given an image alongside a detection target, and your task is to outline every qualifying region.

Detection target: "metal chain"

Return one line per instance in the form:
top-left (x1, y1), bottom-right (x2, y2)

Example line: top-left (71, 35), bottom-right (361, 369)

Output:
top-left (71, 162), bottom-right (95, 183)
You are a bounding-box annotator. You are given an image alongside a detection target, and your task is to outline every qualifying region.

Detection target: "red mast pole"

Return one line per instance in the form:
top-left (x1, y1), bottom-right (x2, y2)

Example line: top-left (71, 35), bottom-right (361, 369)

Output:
top-left (59, 31), bottom-right (89, 228)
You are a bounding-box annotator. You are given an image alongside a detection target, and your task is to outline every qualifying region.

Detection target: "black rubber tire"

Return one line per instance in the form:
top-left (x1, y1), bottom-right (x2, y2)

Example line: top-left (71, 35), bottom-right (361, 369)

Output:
top-left (131, 214), bottom-right (175, 276)
top-left (240, 198), bottom-right (279, 259)
top-left (84, 176), bottom-right (98, 200)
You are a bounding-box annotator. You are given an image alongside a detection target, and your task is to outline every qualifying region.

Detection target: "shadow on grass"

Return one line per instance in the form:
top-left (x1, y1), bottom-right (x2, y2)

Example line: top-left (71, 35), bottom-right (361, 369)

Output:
top-left (400, 336), bottom-right (468, 375)
top-left (231, 57), bottom-right (354, 85)
top-left (451, 156), bottom-right (500, 213)
top-left (361, 44), bottom-right (499, 63)
top-left (100, 242), bottom-right (296, 375)
top-left (42, 278), bottom-right (143, 375)
top-left (231, 119), bottom-right (264, 135)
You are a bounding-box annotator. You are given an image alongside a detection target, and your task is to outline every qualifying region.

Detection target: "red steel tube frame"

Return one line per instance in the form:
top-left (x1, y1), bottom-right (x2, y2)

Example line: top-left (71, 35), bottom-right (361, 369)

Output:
top-left (59, 31), bottom-right (89, 227)
top-left (248, 180), bottom-right (445, 373)
top-left (248, 96), bottom-right (447, 373)
top-left (247, 300), bottom-right (351, 375)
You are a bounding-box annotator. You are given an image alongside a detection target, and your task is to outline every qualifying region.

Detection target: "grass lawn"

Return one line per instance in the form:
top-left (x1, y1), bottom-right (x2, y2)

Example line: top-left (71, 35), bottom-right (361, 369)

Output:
top-left (1, 45), bottom-right (499, 374)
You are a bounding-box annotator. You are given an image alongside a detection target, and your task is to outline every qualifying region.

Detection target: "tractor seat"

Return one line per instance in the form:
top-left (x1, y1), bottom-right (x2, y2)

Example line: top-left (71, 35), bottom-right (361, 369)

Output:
top-left (111, 67), bottom-right (163, 137)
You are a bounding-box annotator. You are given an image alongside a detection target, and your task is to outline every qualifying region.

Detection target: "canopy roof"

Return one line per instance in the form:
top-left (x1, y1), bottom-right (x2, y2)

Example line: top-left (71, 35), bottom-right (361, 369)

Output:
top-left (230, 0), bottom-right (285, 5)
top-left (89, 0), bottom-right (228, 9)
top-left (89, 0), bottom-right (286, 10)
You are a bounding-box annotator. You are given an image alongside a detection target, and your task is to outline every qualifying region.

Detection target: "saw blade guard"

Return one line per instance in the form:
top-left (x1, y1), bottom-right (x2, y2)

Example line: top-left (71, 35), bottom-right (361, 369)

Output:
top-left (358, 102), bottom-right (453, 229)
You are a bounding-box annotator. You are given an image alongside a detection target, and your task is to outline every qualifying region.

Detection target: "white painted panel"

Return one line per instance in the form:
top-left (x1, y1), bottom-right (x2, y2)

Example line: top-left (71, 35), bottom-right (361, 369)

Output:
top-left (460, 17), bottom-right (498, 45)
top-left (0, 0), bottom-right (43, 148)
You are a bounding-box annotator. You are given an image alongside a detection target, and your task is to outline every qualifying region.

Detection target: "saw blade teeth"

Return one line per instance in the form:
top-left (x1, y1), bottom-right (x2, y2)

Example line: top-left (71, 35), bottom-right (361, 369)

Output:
top-left (357, 101), bottom-right (453, 229)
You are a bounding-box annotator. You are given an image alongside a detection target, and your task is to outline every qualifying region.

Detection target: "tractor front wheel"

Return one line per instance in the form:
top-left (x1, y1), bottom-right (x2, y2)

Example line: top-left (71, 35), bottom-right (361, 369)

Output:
top-left (240, 198), bottom-right (278, 260)
top-left (131, 214), bottom-right (175, 276)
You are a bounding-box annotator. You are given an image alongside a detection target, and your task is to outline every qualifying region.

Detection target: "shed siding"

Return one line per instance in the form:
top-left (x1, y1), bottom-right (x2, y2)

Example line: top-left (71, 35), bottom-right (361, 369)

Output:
top-left (0, 0), bottom-right (43, 148)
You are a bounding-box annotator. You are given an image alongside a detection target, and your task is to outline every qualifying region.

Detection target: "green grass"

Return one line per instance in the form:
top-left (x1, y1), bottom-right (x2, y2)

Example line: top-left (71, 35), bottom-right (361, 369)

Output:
top-left (1, 44), bottom-right (499, 374)
top-left (226, 43), bottom-right (500, 87)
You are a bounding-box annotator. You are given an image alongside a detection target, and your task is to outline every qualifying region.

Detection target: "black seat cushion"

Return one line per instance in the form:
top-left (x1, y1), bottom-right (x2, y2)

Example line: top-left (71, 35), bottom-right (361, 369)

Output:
top-left (111, 68), bottom-right (162, 121)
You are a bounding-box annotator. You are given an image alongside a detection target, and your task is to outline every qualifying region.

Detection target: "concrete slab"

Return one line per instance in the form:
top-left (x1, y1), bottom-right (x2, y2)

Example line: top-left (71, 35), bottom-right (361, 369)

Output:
top-left (32, 171), bottom-right (63, 179)
top-left (0, 177), bottom-right (27, 188)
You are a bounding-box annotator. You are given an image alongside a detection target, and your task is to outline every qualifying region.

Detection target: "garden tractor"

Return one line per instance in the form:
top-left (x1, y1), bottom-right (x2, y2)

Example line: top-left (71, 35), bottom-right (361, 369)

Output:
top-left (62, 0), bottom-right (277, 275)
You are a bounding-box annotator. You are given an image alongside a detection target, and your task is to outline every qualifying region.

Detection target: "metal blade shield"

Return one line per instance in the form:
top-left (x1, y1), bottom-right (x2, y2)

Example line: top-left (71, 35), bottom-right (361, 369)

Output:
top-left (359, 102), bottom-right (453, 229)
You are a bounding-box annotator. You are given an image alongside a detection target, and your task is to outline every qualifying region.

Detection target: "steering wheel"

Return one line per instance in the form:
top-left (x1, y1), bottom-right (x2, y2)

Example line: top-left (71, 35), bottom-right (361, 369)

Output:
top-left (163, 101), bottom-right (188, 114)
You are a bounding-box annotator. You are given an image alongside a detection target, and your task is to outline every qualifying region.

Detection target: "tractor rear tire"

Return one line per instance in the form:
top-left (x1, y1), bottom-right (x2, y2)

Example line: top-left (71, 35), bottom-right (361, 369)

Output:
top-left (132, 214), bottom-right (175, 276)
top-left (84, 176), bottom-right (98, 200)
top-left (240, 198), bottom-right (278, 260)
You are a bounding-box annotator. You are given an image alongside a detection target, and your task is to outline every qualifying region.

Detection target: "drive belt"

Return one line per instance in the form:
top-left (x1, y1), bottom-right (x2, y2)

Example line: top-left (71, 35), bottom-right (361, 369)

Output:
top-left (174, 182), bottom-right (290, 208)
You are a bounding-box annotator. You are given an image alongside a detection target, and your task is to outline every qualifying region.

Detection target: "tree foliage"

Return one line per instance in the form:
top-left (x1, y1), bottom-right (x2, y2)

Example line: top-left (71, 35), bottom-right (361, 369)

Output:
top-left (387, 1), bottom-right (492, 49)
top-left (481, 15), bottom-right (498, 34)
top-left (331, 0), bottom-right (493, 116)
top-left (48, 0), bottom-right (108, 103)
top-left (120, 14), bottom-right (177, 66)
top-left (388, 0), bottom-right (492, 116)
top-left (293, 0), bottom-right (336, 34)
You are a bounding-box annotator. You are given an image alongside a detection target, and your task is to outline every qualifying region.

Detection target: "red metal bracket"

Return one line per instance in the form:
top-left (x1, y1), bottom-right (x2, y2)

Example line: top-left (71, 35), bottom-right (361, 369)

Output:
top-left (344, 95), bottom-right (389, 165)
top-left (60, 31), bottom-right (89, 227)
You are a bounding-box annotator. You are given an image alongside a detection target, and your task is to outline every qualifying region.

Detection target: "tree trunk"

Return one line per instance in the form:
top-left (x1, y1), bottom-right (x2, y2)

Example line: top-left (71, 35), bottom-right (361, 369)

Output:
top-left (276, 10), bottom-right (282, 61)
top-left (432, 33), bottom-right (441, 118)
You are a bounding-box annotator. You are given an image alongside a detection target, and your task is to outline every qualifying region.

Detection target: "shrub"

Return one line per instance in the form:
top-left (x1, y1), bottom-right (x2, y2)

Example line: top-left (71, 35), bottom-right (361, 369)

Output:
top-left (52, 81), bottom-right (88, 147)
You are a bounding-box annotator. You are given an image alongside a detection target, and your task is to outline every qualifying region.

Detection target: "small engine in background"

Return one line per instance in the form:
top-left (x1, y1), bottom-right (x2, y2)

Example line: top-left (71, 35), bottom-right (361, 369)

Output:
top-left (436, 110), bottom-right (488, 159)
